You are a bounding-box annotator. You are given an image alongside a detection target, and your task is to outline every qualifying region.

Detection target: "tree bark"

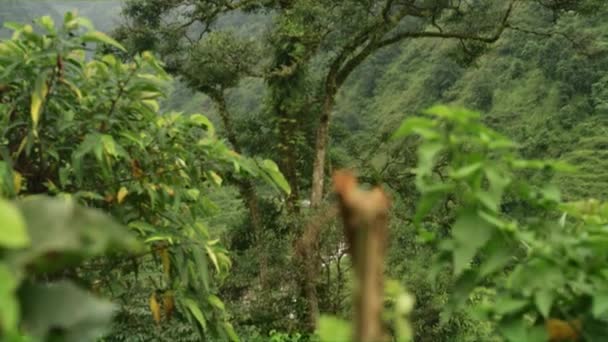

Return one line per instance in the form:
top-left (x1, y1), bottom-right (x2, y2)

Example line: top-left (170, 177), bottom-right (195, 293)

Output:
top-left (310, 79), bottom-right (337, 208)
top-left (211, 92), bottom-right (268, 286)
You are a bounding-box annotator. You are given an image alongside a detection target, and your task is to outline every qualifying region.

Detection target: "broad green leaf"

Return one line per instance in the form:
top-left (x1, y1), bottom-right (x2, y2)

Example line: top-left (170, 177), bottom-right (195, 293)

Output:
top-left (316, 315), bottom-right (351, 342)
top-left (452, 212), bottom-right (494, 276)
top-left (494, 296), bottom-right (528, 315)
top-left (484, 166), bottom-right (510, 211)
top-left (0, 198), bottom-right (29, 248)
top-left (499, 320), bottom-right (527, 342)
top-left (81, 31), bottom-right (126, 52)
top-left (479, 234), bottom-right (512, 277)
top-left (592, 292), bottom-right (608, 318)
top-left (8, 196), bottom-right (141, 270)
top-left (535, 289), bottom-right (553, 318)
top-left (31, 72), bottom-right (49, 132)
top-left (0, 263), bottom-right (20, 331)
top-left (416, 142), bottom-right (443, 178)
top-left (20, 281), bottom-right (116, 341)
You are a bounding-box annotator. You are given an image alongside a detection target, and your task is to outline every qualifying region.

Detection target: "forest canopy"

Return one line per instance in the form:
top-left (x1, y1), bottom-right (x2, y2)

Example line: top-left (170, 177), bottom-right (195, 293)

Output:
top-left (1, 0), bottom-right (608, 341)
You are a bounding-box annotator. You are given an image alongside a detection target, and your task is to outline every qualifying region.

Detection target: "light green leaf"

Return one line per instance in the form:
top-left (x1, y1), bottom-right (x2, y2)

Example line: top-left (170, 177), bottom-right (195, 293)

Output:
top-left (317, 315), bottom-right (351, 342)
top-left (260, 159), bottom-right (291, 195)
top-left (416, 142), bottom-right (443, 177)
top-left (494, 297), bottom-right (528, 315)
top-left (206, 246), bottom-right (220, 273)
top-left (184, 298), bottom-right (207, 332)
top-left (81, 31), bottom-right (126, 52)
top-left (207, 171), bottom-right (222, 186)
top-left (190, 114), bottom-right (215, 135)
top-left (207, 295), bottom-right (225, 311)
top-left (0, 198), bottom-right (29, 248)
top-left (223, 322), bottom-right (240, 342)
top-left (452, 212), bottom-right (494, 276)
top-left (38, 16), bottom-right (55, 33)
top-left (0, 263), bottom-right (20, 331)
top-left (392, 116), bottom-right (435, 139)
top-left (592, 292), bottom-right (608, 318)
top-left (31, 72), bottom-right (49, 132)
top-left (450, 162), bottom-right (483, 179)
top-left (534, 289), bottom-right (553, 318)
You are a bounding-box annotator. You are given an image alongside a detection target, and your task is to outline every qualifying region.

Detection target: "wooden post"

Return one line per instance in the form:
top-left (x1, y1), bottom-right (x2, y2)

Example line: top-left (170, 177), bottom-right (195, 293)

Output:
top-left (333, 170), bottom-right (391, 342)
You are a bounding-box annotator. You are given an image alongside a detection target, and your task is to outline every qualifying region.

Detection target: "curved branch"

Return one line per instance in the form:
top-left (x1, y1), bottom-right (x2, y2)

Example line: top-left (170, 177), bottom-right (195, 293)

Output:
top-left (377, 0), bottom-right (516, 48)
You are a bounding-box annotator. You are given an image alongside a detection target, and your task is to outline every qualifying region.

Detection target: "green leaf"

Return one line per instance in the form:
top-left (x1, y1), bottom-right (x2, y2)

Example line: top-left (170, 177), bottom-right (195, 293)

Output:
top-left (452, 212), bottom-right (494, 276)
top-left (184, 298), bottom-right (207, 332)
top-left (260, 159), bottom-right (291, 195)
top-left (81, 31), bottom-right (126, 52)
top-left (31, 72), bottom-right (49, 132)
top-left (392, 116), bottom-right (435, 139)
top-left (499, 320), bottom-right (527, 342)
top-left (38, 16), bottom-right (55, 33)
top-left (494, 296), bottom-right (528, 315)
top-left (535, 289), bottom-right (553, 318)
top-left (223, 322), bottom-right (240, 342)
top-left (450, 162), bottom-right (483, 179)
top-left (484, 166), bottom-right (510, 211)
top-left (8, 196), bottom-right (141, 271)
top-left (0, 263), bottom-right (20, 332)
top-left (190, 114), bottom-right (215, 135)
top-left (317, 315), bottom-right (351, 342)
top-left (20, 281), bottom-right (116, 341)
top-left (416, 142), bottom-right (443, 177)
top-left (207, 294), bottom-right (225, 311)
top-left (592, 292), bottom-right (608, 318)
top-left (479, 234), bottom-right (512, 277)
top-left (0, 198), bottom-right (29, 248)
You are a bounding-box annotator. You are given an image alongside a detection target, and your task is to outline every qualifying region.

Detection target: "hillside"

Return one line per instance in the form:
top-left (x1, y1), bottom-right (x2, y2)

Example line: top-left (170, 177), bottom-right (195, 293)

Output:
top-left (0, 0), bottom-right (121, 36)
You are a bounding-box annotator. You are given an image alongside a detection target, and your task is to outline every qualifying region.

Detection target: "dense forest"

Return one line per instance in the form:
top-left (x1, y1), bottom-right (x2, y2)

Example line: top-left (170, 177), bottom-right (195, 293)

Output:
top-left (1, 0), bottom-right (608, 341)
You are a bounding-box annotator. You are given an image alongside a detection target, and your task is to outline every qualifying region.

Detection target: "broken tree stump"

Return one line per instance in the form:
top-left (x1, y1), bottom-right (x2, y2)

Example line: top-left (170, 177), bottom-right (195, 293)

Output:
top-left (333, 170), bottom-right (391, 342)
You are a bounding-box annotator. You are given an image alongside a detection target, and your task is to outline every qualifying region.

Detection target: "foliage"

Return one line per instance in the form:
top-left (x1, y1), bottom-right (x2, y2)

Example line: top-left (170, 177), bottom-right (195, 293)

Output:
top-left (394, 106), bottom-right (608, 341)
top-left (0, 13), bottom-right (287, 341)
top-left (0, 195), bottom-right (141, 340)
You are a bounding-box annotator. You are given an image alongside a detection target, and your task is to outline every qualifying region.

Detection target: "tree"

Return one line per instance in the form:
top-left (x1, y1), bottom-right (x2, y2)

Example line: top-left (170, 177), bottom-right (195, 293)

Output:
top-left (0, 13), bottom-right (288, 340)
top-left (115, 0), bottom-right (595, 330)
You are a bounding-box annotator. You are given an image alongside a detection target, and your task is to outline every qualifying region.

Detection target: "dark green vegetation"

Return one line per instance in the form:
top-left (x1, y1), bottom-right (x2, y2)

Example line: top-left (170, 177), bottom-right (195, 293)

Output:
top-left (1, 0), bottom-right (608, 341)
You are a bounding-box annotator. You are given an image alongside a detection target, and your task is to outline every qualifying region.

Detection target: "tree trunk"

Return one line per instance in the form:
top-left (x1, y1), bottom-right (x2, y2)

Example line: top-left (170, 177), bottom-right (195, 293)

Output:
top-left (310, 89), bottom-right (336, 208)
top-left (212, 92), bottom-right (268, 286)
top-left (277, 105), bottom-right (301, 213)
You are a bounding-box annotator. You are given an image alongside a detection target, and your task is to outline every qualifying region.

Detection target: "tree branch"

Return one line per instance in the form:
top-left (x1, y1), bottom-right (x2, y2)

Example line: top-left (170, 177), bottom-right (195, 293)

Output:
top-left (376, 0), bottom-right (516, 48)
